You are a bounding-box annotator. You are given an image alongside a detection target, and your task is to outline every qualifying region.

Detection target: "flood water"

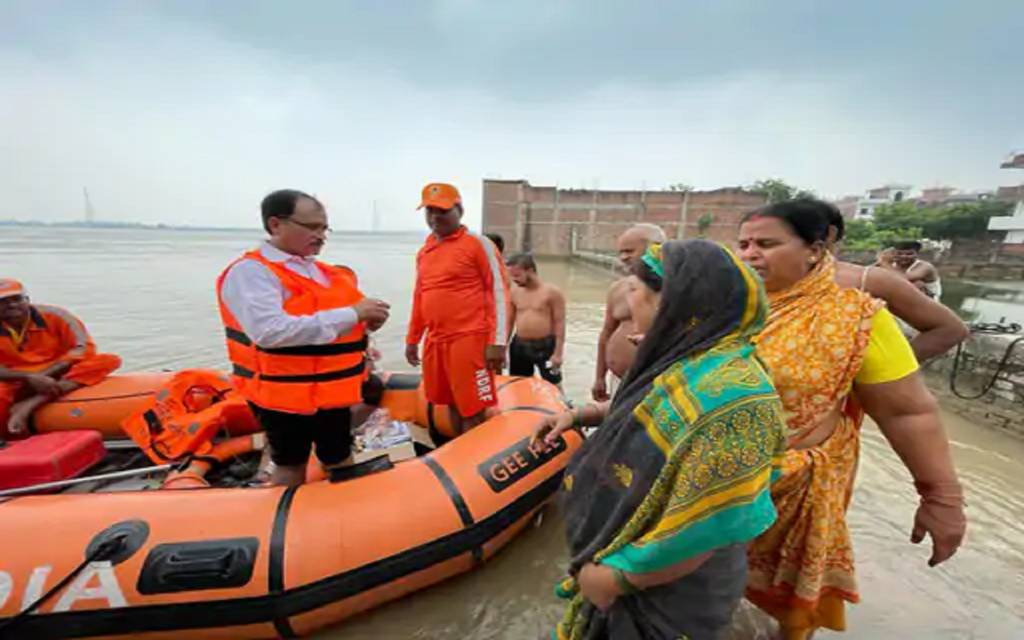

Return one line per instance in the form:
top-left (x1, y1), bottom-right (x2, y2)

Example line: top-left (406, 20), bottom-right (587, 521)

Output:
top-left (2, 227), bottom-right (1022, 639)
top-left (943, 278), bottom-right (1024, 326)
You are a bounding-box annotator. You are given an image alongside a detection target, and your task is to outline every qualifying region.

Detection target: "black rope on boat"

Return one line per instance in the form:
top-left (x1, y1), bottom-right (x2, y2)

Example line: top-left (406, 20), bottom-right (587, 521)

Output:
top-left (0, 538), bottom-right (124, 638)
top-left (949, 321), bottom-right (1024, 401)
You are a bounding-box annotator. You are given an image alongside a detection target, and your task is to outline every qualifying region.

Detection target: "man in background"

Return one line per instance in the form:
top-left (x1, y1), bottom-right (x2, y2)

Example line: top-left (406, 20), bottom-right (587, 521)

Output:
top-left (888, 240), bottom-right (943, 300)
top-left (591, 223), bottom-right (666, 401)
top-left (506, 253), bottom-right (565, 386)
top-left (826, 208), bottom-right (966, 361)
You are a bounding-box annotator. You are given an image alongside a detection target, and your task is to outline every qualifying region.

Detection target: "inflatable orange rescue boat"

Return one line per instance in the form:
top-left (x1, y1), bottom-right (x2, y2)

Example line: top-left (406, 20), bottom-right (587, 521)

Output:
top-left (0, 373), bottom-right (580, 639)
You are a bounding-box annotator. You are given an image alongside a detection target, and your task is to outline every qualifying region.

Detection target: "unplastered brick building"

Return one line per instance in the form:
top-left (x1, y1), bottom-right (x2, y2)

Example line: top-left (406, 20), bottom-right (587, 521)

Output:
top-left (482, 179), bottom-right (765, 257)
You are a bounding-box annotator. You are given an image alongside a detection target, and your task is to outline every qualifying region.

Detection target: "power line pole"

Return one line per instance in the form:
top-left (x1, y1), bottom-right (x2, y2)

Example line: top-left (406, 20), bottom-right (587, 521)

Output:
top-left (83, 187), bottom-right (96, 225)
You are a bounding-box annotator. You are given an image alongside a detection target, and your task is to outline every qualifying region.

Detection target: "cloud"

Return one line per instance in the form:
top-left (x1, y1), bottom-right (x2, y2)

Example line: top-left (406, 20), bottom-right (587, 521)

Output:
top-left (140, 1), bottom-right (1023, 101)
top-left (0, 1), bottom-right (1021, 229)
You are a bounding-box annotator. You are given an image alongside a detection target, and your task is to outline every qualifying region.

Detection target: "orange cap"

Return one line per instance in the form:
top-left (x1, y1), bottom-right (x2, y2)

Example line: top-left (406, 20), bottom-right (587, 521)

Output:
top-left (0, 278), bottom-right (25, 300)
top-left (418, 183), bottom-right (462, 210)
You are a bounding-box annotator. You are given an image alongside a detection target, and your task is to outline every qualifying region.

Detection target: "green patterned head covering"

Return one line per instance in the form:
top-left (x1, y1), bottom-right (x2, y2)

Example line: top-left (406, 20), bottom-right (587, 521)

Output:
top-left (640, 243), bottom-right (664, 279)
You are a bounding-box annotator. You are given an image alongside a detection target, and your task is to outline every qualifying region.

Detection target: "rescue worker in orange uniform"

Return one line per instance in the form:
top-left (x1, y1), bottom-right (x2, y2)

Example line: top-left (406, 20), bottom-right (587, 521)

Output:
top-left (0, 279), bottom-right (122, 438)
top-left (217, 189), bottom-right (391, 487)
top-left (405, 183), bottom-right (511, 434)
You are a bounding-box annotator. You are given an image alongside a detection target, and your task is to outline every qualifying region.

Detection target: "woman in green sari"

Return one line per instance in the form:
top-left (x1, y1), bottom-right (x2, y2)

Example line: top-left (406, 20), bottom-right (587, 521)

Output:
top-left (537, 239), bottom-right (788, 640)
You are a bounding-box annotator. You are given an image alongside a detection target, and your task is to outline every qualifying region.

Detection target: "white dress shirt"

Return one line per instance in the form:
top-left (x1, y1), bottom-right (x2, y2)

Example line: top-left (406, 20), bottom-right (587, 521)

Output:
top-left (220, 242), bottom-right (358, 348)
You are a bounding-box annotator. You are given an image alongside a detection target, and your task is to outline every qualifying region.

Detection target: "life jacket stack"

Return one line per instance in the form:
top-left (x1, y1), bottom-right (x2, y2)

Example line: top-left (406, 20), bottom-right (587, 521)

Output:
top-left (120, 369), bottom-right (259, 464)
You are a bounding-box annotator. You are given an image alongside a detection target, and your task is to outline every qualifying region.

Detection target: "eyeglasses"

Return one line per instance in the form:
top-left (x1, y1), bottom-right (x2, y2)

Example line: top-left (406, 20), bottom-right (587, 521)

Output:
top-left (282, 218), bottom-right (331, 234)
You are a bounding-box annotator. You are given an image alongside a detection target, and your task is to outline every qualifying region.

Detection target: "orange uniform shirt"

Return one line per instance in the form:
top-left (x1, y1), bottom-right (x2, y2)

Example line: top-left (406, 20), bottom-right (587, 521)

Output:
top-left (0, 305), bottom-right (96, 372)
top-left (407, 226), bottom-right (510, 346)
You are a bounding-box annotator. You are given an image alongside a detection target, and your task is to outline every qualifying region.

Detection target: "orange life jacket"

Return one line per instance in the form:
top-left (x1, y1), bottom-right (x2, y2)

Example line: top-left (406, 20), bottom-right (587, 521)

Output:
top-left (121, 369), bottom-right (260, 464)
top-left (216, 249), bottom-right (367, 414)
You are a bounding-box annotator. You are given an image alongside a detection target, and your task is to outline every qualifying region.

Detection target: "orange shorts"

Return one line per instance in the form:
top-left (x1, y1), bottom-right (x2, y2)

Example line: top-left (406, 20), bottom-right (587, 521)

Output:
top-left (422, 333), bottom-right (496, 418)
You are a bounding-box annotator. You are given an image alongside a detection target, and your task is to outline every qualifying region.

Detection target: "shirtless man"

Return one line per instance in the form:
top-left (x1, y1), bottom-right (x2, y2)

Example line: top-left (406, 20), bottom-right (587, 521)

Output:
top-left (592, 224), bottom-right (666, 401)
top-left (888, 241), bottom-right (943, 299)
top-left (506, 253), bottom-right (566, 385)
top-left (826, 209), bottom-right (967, 361)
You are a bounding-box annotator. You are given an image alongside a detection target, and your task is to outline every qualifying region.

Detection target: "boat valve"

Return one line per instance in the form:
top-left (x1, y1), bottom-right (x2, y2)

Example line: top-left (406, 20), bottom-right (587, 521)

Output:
top-left (85, 520), bottom-right (150, 565)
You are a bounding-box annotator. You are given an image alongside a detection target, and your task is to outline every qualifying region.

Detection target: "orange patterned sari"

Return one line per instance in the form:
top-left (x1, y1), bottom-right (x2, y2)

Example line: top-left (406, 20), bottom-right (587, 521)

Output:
top-left (746, 256), bottom-right (882, 639)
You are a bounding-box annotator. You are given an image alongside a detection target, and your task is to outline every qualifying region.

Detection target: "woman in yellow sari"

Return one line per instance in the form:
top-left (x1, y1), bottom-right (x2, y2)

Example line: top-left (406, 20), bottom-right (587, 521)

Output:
top-left (736, 199), bottom-right (967, 639)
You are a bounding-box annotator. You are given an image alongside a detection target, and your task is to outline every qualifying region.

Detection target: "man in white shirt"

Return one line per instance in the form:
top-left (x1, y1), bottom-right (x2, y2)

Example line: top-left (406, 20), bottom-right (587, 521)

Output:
top-left (217, 189), bottom-right (390, 486)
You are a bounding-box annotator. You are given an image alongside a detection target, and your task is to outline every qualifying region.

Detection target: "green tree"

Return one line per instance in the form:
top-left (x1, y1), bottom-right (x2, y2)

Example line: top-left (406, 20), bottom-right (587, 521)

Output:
top-left (844, 219), bottom-right (876, 244)
top-left (844, 223), bottom-right (923, 251)
top-left (846, 199), bottom-right (1012, 250)
top-left (875, 200), bottom-right (1012, 241)
top-left (924, 201), bottom-right (1012, 240)
top-left (667, 183), bottom-right (693, 192)
top-left (697, 213), bottom-right (714, 237)
top-left (872, 201), bottom-right (929, 232)
top-left (748, 178), bottom-right (815, 204)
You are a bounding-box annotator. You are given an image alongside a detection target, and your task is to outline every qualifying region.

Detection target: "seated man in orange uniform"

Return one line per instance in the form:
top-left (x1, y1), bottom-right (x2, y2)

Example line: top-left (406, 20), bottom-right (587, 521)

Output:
top-left (0, 279), bottom-right (122, 437)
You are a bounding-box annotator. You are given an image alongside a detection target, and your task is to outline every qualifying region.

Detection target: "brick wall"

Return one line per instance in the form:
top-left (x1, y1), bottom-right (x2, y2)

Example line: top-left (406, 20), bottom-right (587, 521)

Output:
top-left (482, 179), bottom-right (766, 256)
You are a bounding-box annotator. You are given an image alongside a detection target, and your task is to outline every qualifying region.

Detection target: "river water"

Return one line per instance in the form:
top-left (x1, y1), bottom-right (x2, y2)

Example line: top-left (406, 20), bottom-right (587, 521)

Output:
top-left (1, 227), bottom-right (1022, 639)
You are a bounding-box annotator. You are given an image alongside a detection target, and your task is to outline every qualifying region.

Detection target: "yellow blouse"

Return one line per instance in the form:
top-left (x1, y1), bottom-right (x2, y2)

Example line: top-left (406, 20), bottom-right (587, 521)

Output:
top-left (854, 307), bottom-right (919, 385)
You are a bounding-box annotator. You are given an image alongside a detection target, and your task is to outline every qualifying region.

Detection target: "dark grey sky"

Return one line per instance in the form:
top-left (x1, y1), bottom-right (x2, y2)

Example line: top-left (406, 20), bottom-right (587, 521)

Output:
top-left (3, 1), bottom-right (1021, 228)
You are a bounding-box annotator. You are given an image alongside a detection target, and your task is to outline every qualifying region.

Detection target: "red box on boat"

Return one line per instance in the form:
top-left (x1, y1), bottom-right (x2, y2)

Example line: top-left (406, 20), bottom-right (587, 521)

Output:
top-left (0, 431), bottom-right (106, 491)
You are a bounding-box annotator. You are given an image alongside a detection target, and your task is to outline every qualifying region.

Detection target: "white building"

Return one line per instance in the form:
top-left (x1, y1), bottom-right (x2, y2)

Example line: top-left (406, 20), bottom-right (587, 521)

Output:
top-left (854, 184), bottom-right (913, 220)
top-left (988, 152), bottom-right (1024, 243)
top-left (988, 201), bottom-right (1024, 243)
